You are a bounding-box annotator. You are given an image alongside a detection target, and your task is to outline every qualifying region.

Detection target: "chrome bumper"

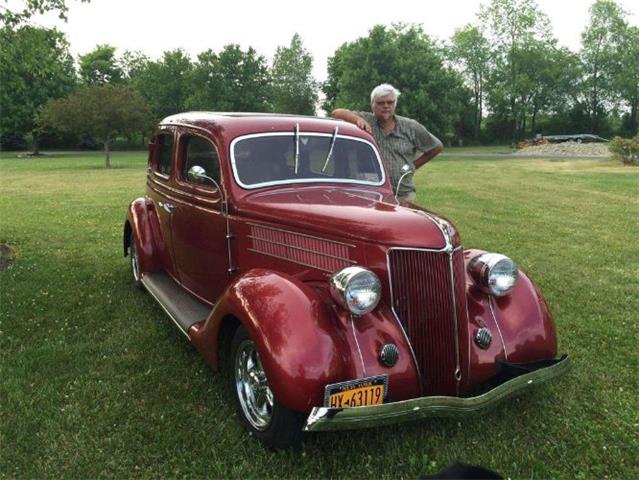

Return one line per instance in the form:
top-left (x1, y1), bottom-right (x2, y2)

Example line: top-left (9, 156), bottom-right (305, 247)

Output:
top-left (304, 354), bottom-right (569, 432)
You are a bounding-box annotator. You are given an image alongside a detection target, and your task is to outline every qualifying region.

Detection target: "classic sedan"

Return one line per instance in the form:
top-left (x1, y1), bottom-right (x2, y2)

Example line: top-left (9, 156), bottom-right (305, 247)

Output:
top-left (124, 112), bottom-right (569, 449)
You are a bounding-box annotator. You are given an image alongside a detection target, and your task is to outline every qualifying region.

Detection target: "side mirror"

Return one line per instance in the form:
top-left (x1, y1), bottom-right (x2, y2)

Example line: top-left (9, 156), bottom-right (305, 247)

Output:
top-left (187, 165), bottom-right (208, 183)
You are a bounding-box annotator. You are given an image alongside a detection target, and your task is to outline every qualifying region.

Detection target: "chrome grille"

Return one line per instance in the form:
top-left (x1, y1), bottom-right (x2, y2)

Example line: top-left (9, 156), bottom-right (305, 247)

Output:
top-left (389, 247), bottom-right (466, 396)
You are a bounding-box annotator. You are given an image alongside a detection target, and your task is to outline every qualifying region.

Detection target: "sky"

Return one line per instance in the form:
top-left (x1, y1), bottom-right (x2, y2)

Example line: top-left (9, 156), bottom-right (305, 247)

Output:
top-left (21, 0), bottom-right (640, 82)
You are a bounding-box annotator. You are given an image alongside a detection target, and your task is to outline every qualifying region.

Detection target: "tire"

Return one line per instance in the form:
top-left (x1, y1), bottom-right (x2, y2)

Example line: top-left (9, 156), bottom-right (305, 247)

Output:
top-left (129, 233), bottom-right (142, 288)
top-left (231, 325), bottom-right (305, 449)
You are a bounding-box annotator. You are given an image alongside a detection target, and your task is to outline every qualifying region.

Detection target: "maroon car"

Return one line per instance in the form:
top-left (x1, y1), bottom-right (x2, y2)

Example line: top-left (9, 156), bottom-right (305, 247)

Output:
top-left (124, 112), bottom-right (569, 449)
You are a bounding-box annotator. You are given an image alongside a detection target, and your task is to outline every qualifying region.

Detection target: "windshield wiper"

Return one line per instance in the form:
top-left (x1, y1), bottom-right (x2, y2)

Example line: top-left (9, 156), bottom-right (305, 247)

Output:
top-left (321, 126), bottom-right (339, 173)
top-left (294, 123), bottom-right (300, 175)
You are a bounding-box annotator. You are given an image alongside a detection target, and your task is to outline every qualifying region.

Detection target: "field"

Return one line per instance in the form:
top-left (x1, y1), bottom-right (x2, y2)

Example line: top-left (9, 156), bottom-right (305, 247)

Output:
top-left (0, 150), bottom-right (637, 478)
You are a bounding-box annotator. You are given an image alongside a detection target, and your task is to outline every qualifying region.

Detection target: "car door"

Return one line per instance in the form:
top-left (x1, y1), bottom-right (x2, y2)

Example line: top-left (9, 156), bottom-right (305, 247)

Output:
top-left (146, 129), bottom-right (179, 279)
top-left (170, 130), bottom-right (228, 304)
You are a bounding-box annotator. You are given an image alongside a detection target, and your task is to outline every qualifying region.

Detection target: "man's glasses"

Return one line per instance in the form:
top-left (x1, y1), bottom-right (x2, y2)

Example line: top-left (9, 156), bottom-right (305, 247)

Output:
top-left (375, 100), bottom-right (395, 106)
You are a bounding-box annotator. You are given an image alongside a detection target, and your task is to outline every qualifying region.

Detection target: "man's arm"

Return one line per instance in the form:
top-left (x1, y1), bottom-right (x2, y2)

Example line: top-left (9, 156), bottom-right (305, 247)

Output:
top-left (414, 144), bottom-right (443, 169)
top-left (331, 109), bottom-right (372, 134)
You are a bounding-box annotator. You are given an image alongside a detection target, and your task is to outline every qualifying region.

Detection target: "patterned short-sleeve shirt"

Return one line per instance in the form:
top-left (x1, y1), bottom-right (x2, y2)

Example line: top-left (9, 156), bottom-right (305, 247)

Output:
top-left (356, 112), bottom-right (441, 196)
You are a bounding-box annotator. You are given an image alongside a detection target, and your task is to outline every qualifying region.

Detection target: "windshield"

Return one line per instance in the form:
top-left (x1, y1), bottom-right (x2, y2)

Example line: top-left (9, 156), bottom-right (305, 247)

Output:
top-left (231, 133), bottom-right (385, 189)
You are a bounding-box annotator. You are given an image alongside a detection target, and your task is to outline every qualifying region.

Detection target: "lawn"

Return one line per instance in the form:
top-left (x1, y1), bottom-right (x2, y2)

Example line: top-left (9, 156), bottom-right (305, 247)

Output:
top-left (0, 150), bottom-right (637, 479)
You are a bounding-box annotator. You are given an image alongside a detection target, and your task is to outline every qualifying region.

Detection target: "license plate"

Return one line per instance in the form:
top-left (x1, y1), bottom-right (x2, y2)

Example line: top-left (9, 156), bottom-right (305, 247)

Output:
top-left (324, 375), bottom-right (388, 408)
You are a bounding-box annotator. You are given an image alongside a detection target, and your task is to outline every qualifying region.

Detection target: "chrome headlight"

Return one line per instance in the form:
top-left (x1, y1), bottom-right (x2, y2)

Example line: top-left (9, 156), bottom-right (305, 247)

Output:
top-left (330, 266), bottom-right (381, 316)
top-left (468, 253), bottom-right (518, 297)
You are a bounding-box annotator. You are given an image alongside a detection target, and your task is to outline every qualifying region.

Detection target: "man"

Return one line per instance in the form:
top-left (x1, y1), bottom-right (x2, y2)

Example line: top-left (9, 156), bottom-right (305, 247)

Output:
top-left (332, 83), bottom-right (443, 202)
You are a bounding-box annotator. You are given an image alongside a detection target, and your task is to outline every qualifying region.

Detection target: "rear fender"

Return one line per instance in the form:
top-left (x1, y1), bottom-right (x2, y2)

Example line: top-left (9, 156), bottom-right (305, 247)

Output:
top-left (190, 269), bottom-right (356, 412)
top-left (124, 197), bottom-right (162, 275)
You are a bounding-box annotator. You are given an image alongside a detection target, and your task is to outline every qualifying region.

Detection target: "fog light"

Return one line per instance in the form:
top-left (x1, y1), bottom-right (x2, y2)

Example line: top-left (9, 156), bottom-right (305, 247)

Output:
top-left (379, 344), bottom-right (399, 367)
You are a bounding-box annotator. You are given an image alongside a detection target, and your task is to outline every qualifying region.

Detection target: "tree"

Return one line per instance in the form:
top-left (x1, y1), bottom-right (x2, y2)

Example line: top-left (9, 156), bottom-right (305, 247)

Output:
top-left (480, 0), bottom-right (554, 141)
top-left (79, 44), bottom-right (124, 85)
top-left (613, 24), bottom-right (639, 135)
top-left (130, 49), bottom-right (193, 121)
top-left (271, 33), bottom-right (318, 115)
top-left (0, 25), bottom-right (75, 153)
top-left (322, 24), bottom-right (467, 142)
top-left (579, 0), bottom-right (631, 134)
top-left (40, 85), bottom-right (151, 167)
top-left (186, 44), bottom-right (271, 112)
top-left (0, 0), bottom-right (89, 25)
top-left (448, 25), bottom-right (491, 142)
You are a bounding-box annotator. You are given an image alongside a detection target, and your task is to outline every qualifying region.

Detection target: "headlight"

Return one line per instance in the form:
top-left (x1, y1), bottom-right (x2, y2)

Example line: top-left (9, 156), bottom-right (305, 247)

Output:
top-left (468, 253), bottom-right (518, 297)
top-left (330, 266), bottom-right (381, 316)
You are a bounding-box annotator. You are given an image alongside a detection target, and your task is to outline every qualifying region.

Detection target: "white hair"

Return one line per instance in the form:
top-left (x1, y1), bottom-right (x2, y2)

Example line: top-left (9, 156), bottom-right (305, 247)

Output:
top-left (370, 83), bottom-right (401, 104)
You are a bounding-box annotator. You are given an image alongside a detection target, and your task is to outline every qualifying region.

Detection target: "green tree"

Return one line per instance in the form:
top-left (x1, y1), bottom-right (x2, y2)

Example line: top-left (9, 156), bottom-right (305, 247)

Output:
top-left (579, 0), bottom-right (634, 134)
top-left (612, 24), bottom-right (638, 135)
top-left (40, 85), bottom-right (151, 167)
top-left (0, 0), bottom-right (89, 25)
top-left (322, 24), bottom-right (466, 141)
top-left (79, 44), bottom-right (124, 85)
top-left (480, 0), bottom-right (554, 141)
top-left (0, 25), bottom-right (75, 153)
top-left (271, 33), bottom-right (318, 115)
top-left (186, 44), bottom-right (271, 112)
top-left (448, 25), bottom-right (491, 141)
top-left (130, 49), bottom-right (193, 120)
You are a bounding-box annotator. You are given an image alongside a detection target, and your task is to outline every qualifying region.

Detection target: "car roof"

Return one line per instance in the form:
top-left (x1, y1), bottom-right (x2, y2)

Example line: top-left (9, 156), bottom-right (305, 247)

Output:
top-left (159, 111), bottom-right (371, 140)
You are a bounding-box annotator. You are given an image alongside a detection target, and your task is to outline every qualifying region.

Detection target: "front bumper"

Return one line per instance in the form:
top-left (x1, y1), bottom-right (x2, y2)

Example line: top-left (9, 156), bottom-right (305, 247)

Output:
top-left (304, 354), bottom-right (569, 432)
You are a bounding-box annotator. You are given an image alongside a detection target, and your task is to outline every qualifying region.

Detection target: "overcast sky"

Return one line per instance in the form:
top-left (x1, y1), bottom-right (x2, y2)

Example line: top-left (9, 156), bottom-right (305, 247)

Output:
top-left (23, 0), bottom-right (640, 81)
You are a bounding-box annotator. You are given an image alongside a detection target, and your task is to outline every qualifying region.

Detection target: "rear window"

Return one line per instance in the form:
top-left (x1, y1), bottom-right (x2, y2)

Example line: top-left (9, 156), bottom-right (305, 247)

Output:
top-left (231, 133), bottom-right (384, 188)
top-left (156, 133), bottom-right (173, 175)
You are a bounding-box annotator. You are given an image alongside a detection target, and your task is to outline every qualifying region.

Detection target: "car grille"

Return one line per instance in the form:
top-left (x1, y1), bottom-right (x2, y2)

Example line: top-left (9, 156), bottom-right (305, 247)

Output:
top-left (388, 247), bottom-right (467, 396)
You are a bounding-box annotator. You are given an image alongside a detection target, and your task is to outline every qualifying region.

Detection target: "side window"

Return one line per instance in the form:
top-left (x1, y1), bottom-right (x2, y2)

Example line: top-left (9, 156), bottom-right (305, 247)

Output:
top-left (181, 135), bottom-right (221, 187)
top-left (156, 133), bottom-right (174, 175)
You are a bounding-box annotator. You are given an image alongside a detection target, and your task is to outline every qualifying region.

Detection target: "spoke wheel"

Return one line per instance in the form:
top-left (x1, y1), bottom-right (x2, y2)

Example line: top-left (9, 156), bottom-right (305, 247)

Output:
top-left (230, 325), bottom-right (306, 449)
top-left (235, 339), bottom-right (274, 431)
top-left (129, 234), bottom-right (141, 287)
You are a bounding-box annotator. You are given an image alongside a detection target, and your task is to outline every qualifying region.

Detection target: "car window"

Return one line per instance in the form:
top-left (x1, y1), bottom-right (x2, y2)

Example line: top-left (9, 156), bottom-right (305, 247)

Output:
top-left (156, 133), bottom-right (173, 176)
top-left (232, 134), bottom-right (384, 188)
top-left (180, 135), bottom-right (221, 187)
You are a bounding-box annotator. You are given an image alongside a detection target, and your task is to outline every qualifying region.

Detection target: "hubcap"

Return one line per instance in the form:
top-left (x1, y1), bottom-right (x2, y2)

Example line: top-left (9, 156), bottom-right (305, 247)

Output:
top-left (130, 239), bottom-right (140, 282)
top-left (235, 339), bottom-right (274, 430)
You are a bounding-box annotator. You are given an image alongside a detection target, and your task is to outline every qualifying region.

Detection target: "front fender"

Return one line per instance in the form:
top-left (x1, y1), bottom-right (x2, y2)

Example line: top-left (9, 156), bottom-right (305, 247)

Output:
top-left (124, 197), bottom-right (161, 276)
top-left (190, 269), bottom-right (357, 412)
top-left (464, 249), bottom-right (558, 388)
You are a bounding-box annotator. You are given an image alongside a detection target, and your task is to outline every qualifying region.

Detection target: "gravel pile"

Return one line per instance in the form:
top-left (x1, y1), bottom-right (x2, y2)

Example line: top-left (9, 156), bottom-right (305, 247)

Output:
top-left (514, 141), bottom-right (610, 157)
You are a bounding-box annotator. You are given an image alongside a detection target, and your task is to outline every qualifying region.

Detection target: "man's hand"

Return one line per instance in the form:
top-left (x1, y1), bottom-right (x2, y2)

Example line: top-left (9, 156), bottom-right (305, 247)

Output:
top-left (331, 109), bottom-right (372, 134)
top-left (355, 117), bottom-right (372, 134)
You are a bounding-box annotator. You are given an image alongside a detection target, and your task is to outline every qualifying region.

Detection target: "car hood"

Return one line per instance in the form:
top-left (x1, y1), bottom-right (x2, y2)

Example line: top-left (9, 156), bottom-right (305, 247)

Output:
top-left (235, 187), bottom-right (453, 249)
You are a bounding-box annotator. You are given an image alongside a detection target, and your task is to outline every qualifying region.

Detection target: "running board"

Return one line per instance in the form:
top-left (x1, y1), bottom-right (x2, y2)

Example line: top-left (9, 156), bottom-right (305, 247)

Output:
top-left (141, 272), bottom-right (210, 337)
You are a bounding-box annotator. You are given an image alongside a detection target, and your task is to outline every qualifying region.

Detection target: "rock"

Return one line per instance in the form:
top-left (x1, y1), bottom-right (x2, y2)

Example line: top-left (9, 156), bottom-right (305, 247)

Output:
top-left (0, 244), bottom-right (16, 271)
top-left (514, 141), bottom-right (610, 157)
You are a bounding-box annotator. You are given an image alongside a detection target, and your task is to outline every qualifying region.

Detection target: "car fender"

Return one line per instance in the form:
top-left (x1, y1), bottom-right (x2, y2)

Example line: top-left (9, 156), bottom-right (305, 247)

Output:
top-left (124, 197), bottom-right (162, 275)
top-left (189, 269), bottom-right (368, 412)
top-left (464, 249), bottom-right (558, 386)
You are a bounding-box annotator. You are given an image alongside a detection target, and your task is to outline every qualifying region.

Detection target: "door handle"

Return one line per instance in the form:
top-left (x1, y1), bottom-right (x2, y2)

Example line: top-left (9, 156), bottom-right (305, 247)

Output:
top-left (160, 202), bottom-right (176, 214)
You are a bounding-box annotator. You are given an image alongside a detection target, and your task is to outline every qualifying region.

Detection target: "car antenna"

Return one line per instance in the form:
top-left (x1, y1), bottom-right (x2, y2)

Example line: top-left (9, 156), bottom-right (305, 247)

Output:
top-left (321, 126), bottom-right (339, 173)
top-left (294, 123), bottom-right (300, 175)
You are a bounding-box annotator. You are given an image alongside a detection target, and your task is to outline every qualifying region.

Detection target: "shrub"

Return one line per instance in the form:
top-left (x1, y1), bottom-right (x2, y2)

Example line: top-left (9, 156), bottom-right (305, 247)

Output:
top-left (609, 136), bottom-right (639, 165)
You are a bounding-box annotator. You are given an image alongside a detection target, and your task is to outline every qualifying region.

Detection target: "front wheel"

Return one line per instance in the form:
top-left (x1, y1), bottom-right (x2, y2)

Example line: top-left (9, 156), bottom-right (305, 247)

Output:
top-left (231, 325), bottom-right (305, 449)
top-left (129, 233), bottom-right (142, 288)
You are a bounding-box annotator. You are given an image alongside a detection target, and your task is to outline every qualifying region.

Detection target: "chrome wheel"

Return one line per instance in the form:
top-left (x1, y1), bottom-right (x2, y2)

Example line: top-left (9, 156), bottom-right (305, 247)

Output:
top-left (235, 339), bottom-right (274, 431)
top-left (130, 237), bottom-right (140, 283)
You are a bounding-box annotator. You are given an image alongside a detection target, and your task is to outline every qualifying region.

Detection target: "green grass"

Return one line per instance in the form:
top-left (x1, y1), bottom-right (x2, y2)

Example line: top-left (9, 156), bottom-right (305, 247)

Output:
top-left (0, 150), bottom-right (637, 478)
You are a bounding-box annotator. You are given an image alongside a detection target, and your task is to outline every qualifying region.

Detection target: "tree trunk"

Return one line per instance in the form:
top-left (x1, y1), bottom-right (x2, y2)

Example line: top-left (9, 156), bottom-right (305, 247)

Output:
top-left (31, 131), bottom-right (41, 156)
top-left (104, 139), bottom-right (111, 169)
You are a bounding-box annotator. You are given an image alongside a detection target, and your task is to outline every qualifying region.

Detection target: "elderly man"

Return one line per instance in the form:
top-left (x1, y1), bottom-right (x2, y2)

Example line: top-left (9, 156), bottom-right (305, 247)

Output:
top-left (332, 83), bottom-right (443, 202)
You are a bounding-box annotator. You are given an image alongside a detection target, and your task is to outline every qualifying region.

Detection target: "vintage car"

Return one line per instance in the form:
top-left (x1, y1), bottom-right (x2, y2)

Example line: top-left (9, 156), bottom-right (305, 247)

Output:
top-left (124, 112), bottom-right (569, 449)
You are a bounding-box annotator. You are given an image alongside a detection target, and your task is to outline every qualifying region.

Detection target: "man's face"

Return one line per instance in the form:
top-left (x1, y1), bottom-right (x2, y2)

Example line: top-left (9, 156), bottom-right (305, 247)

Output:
top-left (372, 94), bottom-right (396, 121)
